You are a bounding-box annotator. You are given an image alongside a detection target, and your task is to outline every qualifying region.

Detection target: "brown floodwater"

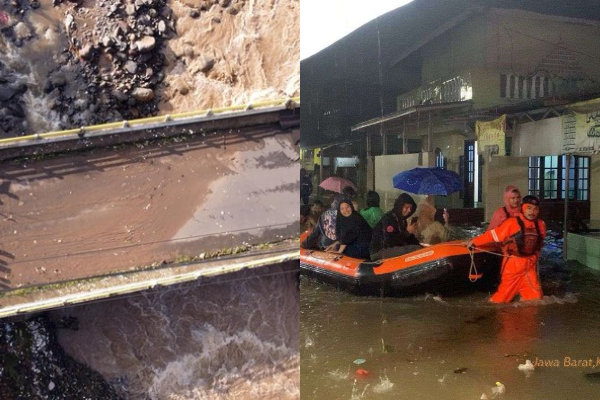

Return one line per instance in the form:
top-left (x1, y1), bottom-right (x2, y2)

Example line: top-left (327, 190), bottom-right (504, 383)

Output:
top-left (300, 232), bottom-right (600, 400)
top-left (52, 261), bottom-right (300, 399)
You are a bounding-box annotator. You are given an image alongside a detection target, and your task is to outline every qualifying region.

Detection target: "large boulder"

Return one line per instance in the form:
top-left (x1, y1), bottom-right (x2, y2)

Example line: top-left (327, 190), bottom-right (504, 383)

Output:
top-left (131, 87), bottom-right (154, 102)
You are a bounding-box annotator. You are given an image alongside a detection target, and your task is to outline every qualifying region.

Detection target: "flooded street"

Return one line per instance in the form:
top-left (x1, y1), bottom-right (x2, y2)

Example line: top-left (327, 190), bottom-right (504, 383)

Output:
top-left (300, 232), bottom-right (600, 400)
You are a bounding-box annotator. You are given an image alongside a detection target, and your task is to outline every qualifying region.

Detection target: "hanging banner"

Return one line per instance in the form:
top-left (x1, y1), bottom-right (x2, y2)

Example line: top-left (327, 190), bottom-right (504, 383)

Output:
top-left (562, 98), bottom-right (600, 154)
top-left (513, 117), bottom-right (562, 157)
top-left (476, 115), bottom-right (506, 157)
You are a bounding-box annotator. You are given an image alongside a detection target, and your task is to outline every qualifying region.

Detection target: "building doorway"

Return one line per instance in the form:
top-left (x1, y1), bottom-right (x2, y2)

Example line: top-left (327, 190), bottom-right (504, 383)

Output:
top-left (460, 140), bottom-right (483, 208)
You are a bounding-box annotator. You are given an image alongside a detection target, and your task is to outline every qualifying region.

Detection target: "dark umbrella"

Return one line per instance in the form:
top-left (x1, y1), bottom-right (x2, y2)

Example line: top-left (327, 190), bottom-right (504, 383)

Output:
top-left (392, 167), bottom-right (463, 195)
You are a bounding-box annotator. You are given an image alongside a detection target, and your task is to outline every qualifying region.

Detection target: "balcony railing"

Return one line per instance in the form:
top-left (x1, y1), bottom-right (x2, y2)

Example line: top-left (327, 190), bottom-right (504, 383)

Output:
top-left (397, 73), bottom-right (473, 110)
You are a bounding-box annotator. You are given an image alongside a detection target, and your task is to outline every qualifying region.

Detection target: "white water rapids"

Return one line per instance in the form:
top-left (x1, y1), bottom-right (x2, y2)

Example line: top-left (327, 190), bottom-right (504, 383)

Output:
top-left (52, 262), bottom-right (299, 399)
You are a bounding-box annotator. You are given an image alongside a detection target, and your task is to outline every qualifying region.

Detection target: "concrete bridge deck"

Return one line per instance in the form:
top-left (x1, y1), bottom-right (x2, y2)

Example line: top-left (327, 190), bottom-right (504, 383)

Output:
top-left (0, 102), bottom-right (300, 318)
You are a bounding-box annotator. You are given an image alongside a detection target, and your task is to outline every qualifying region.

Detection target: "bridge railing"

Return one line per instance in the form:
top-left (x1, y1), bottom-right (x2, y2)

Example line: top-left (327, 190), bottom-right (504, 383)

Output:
top-left (0, 97), bottom-right (300, 147)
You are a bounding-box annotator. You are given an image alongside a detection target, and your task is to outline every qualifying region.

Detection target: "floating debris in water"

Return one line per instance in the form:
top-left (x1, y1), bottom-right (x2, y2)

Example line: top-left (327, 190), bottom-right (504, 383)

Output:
top-left (356, 369), bottom-right (370, 378)
top-left (353, 358), bottom-right (366, 365)
top-left (437, 374), bottom-right (447, 383)
top-left (454, 367), bottom-right (468, 374)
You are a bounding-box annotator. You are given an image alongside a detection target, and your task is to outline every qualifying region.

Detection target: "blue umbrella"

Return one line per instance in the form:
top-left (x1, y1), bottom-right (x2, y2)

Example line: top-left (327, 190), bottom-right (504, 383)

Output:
top-left (392, 167), bottom-right (463, 195)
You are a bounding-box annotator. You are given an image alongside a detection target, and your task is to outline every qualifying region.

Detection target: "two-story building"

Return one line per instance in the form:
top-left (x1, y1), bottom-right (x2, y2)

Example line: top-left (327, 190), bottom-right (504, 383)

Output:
top-left (301, 0), bottom-right (600, 226)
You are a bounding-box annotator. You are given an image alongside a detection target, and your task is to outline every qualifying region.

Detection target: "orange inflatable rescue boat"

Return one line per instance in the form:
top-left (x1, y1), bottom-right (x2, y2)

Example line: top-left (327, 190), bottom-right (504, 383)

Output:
top-left (300, 233), bottom-right (501, 295)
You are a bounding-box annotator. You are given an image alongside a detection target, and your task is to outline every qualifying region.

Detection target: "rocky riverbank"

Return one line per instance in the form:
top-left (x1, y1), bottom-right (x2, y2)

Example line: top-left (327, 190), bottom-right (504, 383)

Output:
top-left (0, 314), bottom-right (122, 398)
top-left (0, 0), bottom-right (299, 137)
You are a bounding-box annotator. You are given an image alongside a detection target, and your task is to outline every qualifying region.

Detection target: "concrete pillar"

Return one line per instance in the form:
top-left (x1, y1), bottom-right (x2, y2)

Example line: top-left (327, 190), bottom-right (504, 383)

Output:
top-left (564, 154), bottom-right (570, 261)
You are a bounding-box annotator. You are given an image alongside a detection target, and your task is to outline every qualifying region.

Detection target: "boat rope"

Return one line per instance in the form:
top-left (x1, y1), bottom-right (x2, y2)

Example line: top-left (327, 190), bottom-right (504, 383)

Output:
top-left (447, 243), bottom-right (542, 287)
top-left (467, 247), bottom-right (479, 282)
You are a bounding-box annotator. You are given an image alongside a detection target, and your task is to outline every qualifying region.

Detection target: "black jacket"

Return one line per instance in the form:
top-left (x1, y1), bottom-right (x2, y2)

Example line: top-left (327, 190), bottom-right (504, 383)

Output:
top-left (300, 175), bottom-right (313, 197)
top-left (370, 194), bottom-right (419, 255)
top-left (335, 206), bottom-right (372, 247)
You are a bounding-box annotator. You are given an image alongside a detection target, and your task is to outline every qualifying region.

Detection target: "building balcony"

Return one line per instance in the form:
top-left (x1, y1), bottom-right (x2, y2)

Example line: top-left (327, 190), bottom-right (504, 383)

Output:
top-left (397, 73), bottom-right (473, 110)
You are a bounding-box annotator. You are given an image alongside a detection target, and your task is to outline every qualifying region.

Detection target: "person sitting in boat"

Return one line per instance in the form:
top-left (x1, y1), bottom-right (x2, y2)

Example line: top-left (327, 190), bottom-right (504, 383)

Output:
top-left (311, 199), bottom-right (326, 222)
top-left (300, 204), bottom-right (316, 233)
top-left (467, 195), bottom-right (546, 303)
top-left (360, 190), bottom-right (385, 228)
top-left (370, 193), bottom-right (422, 261)
top-left (487, 185), bottom-right (521, 231)
top-left (323, 199), bottom-right (372, 259)
top-left (301, 194), bottom-right (344, 250)
top-left (414, 195), bottom-right (451, 245)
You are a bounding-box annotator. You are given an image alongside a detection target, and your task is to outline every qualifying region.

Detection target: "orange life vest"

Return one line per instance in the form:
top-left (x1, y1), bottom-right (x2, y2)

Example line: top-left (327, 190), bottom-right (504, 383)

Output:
top-left (507, 217), bottom-right (543, 256)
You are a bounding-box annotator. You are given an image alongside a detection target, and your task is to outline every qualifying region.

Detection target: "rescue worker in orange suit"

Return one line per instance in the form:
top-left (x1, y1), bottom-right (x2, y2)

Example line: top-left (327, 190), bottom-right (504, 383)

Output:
top-left (487, 185), bottom-right (521, 231)
top-left (467, 195), bottom-right (546, 303)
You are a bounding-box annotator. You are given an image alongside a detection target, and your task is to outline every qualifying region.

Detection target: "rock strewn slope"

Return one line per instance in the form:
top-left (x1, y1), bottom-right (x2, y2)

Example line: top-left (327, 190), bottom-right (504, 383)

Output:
top-left (0, 0), bottom-right (299, 137)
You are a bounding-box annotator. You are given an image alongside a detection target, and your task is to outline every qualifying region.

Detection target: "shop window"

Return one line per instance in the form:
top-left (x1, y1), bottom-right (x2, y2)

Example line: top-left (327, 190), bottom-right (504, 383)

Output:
top-left (529, 155), bottom-right (590, 201)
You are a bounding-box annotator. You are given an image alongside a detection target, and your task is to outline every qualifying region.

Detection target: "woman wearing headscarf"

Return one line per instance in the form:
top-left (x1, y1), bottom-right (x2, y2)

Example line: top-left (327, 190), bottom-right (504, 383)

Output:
top-left (324, 199), bottom-right (372, 259)
top-left (487, 186), bottom-right (521, 231)
top-left (300, 194), bottom-right (343, 250)
top-left (415, 195), bottom-right (451, 245)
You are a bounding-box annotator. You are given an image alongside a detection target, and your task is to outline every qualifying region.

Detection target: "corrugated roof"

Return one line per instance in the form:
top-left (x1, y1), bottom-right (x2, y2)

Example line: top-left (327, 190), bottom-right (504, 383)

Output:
top-left (300, 0), bottom-right (600, 147)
